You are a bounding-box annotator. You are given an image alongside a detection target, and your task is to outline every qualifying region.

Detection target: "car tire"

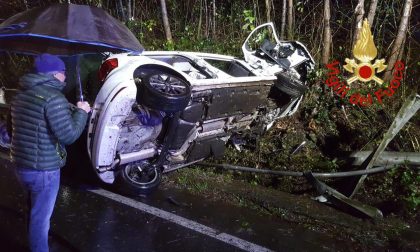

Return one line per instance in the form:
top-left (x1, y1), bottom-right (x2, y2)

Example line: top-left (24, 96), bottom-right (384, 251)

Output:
top-left (275, 72), bottom-right (307, 98)
top-left (135, 66), bottom-right (191, 113)
top-left (114, 161), bottom-right (162, 196)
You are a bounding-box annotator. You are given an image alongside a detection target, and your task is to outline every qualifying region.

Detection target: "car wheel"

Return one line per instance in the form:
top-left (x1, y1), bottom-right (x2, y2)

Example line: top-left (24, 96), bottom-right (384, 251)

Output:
top-left (136, 66), bottom-right (191, 113)
top-left (275, 72), bottom-right (308, 98)
top-left (115, 161), bottom-right (162, 195)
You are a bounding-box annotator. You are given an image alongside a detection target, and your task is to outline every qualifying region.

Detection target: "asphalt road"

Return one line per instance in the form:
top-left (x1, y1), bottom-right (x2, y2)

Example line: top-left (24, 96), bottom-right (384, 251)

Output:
top-left (0, 151), bottom-right (352, 252)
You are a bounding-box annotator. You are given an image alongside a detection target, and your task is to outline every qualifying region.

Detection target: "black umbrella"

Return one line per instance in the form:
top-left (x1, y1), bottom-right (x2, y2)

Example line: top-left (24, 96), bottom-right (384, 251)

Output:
top-left (0, 3), bottom-right (143, 55)
top-left (0, 3), bottom-right (143, 101)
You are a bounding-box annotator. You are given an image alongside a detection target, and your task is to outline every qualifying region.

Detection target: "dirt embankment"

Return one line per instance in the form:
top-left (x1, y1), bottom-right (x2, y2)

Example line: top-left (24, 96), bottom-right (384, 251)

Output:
top-left (163, 167), bottom-right (420, 251)
top-left (163, 95), bottom-right (420, 250)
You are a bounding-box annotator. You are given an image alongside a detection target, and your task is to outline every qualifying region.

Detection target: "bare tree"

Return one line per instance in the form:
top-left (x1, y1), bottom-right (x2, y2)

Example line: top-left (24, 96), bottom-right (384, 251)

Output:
top-left (204, 0), bottom-right (209, 38)
top-left (384, 0), bottom-right (413, 82)
top-left (280, 0), bottom-right (286, 39)
top-left (131, 0), bottom-right (136, 20)
top-left (117, 0), bottom-right (127, 21)
top-left (159, 0), bottom-right (173, 43)
top-left (271, 1), bottom-right (275, 21)
top-left (212, 0), bottom-right (216, 39)
top-left (367, 0), bottom-right (378, 26)
top-left (322, 0), bottom-right (331, 65)
top-left (287, 0), bottom-right (293, 39)
top-left (127, 0), bottom-right (132, 20)
top-left (253, 0), bottom-right (259, 27)
top-left (265, 0), bottom-right (271, 22)
top-left (353, 0), bottom-right (365, 46)
top-left (197, 0), bottom-right (203, 38)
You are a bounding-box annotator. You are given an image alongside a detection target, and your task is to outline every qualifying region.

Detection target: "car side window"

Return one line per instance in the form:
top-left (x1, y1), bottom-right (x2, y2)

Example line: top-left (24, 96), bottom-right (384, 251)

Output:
top-left (149, 55), bottom-right (209, 79)
top-left (204, 59), bottom-right (255, 77)
top-left (172, 61), bottom-right (206, 79)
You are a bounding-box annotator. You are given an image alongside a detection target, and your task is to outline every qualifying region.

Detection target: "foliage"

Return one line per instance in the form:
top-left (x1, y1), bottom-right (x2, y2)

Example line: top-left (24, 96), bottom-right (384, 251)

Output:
top-left (242, 9), bottom-right (256, 32)
top-left (401, 168), bottom-right (420, 211)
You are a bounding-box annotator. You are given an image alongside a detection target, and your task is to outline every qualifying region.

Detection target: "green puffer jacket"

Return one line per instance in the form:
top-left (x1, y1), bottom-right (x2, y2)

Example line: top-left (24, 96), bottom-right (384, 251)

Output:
top-left (10, 73), bottom-right (88, 170)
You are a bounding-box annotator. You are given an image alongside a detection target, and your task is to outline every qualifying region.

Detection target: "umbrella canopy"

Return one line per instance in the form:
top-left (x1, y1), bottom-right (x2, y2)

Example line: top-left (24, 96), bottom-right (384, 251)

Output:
top-left (0, 3), bottom-right (143, 55)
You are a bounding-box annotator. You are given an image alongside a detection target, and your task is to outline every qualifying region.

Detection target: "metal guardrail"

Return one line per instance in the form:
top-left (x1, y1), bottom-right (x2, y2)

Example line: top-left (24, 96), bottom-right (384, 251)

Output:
top-left (350, 94), bottom-right (420, 197)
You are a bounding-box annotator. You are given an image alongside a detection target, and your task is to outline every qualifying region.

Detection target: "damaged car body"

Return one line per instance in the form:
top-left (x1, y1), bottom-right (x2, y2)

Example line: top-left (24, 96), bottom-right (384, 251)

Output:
top-left (87, 23), bottom-right (314, 194)
top-left (1, 23), bottom-right (314, 195)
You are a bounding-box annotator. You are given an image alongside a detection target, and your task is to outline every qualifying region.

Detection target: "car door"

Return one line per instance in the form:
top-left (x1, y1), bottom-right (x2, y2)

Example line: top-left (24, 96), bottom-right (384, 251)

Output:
top-left (241, 22), bottom-right (315, 79)
top-left (242, 22), bottom-right (281, 64)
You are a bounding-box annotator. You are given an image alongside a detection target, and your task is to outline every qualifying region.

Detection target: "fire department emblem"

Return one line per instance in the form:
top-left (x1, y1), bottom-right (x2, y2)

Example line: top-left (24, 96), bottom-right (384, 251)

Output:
top-left (344, 19), bottom-right (386, 85)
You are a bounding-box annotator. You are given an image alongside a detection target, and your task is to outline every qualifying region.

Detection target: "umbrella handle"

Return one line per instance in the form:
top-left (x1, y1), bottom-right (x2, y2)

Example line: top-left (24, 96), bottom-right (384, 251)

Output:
top-left (76, 55), bottom-right (84, 102)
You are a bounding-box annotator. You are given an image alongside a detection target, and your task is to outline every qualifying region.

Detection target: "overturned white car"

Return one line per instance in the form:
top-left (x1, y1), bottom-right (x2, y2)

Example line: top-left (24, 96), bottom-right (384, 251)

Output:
top-left (87, 23), bottom-right (314, 194)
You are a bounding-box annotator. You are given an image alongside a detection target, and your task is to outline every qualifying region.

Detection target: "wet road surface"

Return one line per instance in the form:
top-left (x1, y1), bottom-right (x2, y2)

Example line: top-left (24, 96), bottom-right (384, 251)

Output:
top-left (0, 151), bottom-right (354, 251)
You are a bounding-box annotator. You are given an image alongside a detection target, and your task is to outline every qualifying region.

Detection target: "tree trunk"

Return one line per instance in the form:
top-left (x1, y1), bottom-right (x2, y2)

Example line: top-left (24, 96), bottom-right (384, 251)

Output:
top-left (271, 1), bottom-right (275, 20)
top-left (287, 0), bottom-right (293, 39)
top-left (212, 0), bottom-right (216, 39)
top-left (204, 0), bottom-right (209, 38)
top-left (265, 0), bottom-right (271, 22)
top-left (118, 0), bottom-right (127, 21)
top-left (384, 0), bottom-right (413, 82)
top-left (159, 0), bottom-right (173, 43)
top-left (367, 0), bottom-right (378, 26)
top-left (197, 0), bottom-right (203, 39)
top-left (127, 0), bottom-right (132, 20)
top-left (352, 0), bottom-right (365, 46)
top-left (322, 0), bottom-right (331, 65)
top-left (253, 0), bottom-right (258, 28)
top-left (280, 0), bottom-right (286, 39)
top-left (132, 0), bottom-right (136, 20)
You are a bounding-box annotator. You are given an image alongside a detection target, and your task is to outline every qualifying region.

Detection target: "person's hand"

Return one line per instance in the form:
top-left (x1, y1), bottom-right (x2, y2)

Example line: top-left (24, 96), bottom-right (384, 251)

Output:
top-left (77, 101), bottom-right (91, 113)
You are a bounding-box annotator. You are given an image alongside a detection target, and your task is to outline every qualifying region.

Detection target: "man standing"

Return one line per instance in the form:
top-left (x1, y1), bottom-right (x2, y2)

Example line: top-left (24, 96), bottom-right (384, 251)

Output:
top-left (10, 53), bottom-right (91, 252)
